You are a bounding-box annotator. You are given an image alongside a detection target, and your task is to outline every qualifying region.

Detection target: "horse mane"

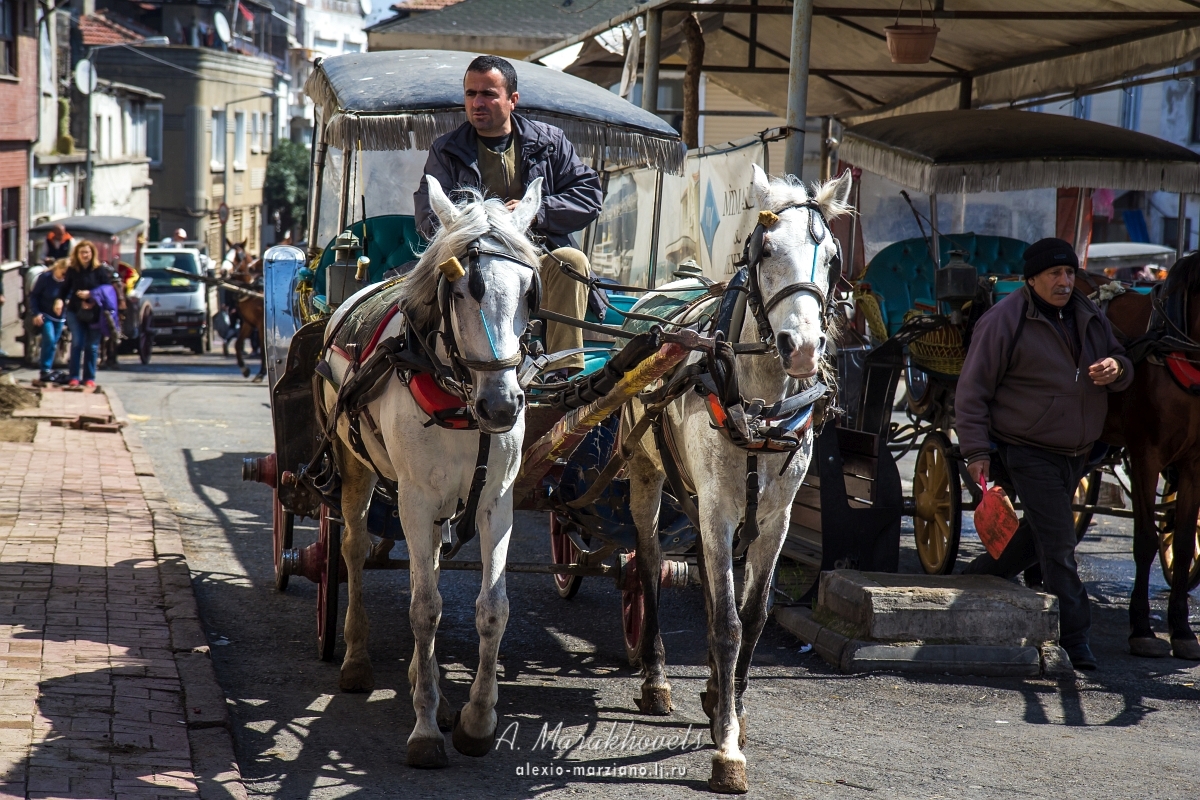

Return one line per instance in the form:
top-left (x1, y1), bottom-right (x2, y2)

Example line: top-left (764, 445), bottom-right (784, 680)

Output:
top-left (1165, 250), bottom-right (1200, 298)
top-left (398, 187), bottom-right (541, 331)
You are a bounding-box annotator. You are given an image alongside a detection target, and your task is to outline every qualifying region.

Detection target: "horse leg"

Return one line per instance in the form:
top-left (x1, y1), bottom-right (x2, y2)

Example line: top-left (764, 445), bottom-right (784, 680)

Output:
top-left (254, 318), bottom-right (267, 381)
top-left (236, 322), bottom-right (250, 378)
top-left (1169, 465), bottom-right (1200, 660)
top-left (698, 506), bottom-right (748, 794)
top-left (452, 488), bottom-right (512, 757)
top-left (1128, 451), bottom-right (1171, 657)
top-left (731, 504), bottom-right (790, 749)
top-left (627, 454), bottom-right (672, 716)
top-left (400, 493), bottom-right (449, 768)
top-left (334, 442), bottom-right (377, 691)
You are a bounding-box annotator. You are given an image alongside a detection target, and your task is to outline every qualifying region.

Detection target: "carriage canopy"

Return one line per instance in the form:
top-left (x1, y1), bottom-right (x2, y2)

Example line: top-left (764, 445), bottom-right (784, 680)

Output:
top-left (304, 50), bottom-right (685, 173)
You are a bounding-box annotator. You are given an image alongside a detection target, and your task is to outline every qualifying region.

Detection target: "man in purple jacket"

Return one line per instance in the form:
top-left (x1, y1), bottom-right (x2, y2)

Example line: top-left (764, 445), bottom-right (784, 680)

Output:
top-left (413, 55), bottom-right (604, 375)
top-left (956, 237), bottom-right (1133, 670)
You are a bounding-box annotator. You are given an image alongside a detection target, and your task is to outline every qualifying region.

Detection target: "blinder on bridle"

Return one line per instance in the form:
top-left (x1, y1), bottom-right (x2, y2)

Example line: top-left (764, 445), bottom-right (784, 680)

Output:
top-left (435, 240), bottom-right (541, 377)
top-left (738, 200), bottom-right (842, 343)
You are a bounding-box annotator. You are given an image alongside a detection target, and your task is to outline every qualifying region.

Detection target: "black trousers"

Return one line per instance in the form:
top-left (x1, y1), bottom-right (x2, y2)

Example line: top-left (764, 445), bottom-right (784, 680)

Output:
top-left (964, 443), bottom-right (1091, 648)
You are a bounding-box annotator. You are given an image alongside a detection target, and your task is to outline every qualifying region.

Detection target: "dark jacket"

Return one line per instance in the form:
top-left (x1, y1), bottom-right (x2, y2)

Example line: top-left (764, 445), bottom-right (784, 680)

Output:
top-left (29, 271), bottom-right (65, 321)
top-left (956, 285), bottom-right (1134, 461)
top-left (413, 114), bottom-right (603, 249)
top-left (62, 265), bottom-right (115, 315)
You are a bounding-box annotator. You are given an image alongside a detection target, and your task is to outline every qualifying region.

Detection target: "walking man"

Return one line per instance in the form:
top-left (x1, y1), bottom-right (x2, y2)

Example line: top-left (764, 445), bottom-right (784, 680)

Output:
top-left (956, 237), bottom-right (1134, 670)
top-left (414, 55), bottom-right (604, 375)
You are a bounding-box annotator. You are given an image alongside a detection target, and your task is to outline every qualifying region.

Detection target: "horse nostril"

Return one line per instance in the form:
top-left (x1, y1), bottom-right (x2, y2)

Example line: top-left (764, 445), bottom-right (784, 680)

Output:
top-left (476, 398), bottom-right (491, 421)
top-left (817, 334), bottom-right (828, 353)
top-left (776, 331), bottom-right (797, 354)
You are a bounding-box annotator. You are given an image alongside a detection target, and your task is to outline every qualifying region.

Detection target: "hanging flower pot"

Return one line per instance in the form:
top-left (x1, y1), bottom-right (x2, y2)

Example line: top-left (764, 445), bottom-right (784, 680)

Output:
top-left (885, 0), bottom-right (940, 64)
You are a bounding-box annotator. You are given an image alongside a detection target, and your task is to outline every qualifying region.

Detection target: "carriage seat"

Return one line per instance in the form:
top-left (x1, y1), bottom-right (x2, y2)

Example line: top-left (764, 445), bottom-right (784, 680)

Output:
top-left (861, 233), bottom-right (1029, 335)
top-left (314, 215), bottom-right (424, 301)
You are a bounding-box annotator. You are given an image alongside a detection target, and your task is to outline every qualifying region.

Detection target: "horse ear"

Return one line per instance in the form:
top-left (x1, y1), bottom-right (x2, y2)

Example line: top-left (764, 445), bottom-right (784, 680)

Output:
top-left (750, 164), bottom-right (772, 211)
top-left (509, 177), bottom-right (543, 232)
top-left (817, 169), bottom-right (854, 219)
top-left (425, 175), bottom-right (459, 230)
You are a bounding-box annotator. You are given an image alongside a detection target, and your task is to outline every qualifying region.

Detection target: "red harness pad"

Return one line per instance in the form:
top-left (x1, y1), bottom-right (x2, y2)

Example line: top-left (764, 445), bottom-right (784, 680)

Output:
top-left (1166, 352), bottom-right (1200, 396)
top-left (409, 373), bottom-right (472, 428)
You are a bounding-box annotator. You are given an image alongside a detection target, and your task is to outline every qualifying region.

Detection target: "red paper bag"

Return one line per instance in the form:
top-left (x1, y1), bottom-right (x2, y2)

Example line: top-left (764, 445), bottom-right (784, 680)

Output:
top-left (974, 476), bottom-right (1019, 559)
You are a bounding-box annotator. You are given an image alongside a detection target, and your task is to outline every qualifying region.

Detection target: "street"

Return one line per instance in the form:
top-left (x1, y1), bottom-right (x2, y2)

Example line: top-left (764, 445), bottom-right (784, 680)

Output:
top-left (85, 351), bottom-right (1200, 800)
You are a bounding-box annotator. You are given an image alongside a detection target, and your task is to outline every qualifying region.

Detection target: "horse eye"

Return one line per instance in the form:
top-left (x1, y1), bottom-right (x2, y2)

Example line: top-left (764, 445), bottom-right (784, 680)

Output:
top-left (453, 290), bottom-right (465, 299)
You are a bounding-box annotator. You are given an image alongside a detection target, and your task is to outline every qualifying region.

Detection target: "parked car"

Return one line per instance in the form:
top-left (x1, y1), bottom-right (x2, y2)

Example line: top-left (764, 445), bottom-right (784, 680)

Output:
top-left (140, 247), bottom-right (217, 354)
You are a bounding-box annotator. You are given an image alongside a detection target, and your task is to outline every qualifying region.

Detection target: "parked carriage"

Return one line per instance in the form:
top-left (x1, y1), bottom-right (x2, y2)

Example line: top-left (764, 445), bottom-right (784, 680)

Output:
top-left (839, 110), bottom-right (1200, 586)
top-left (243, 50), bottom-right (704, 663)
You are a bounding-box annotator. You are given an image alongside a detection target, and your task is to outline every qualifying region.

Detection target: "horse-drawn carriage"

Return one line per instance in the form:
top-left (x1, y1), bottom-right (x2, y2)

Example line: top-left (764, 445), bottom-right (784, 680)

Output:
top-left (839, 110), bottom-right (1200, 596)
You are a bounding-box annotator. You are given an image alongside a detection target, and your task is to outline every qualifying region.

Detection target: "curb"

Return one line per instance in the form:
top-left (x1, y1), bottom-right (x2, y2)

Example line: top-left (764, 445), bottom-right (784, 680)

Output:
top-left (775, 605), bottom-right (1067, 678)
top-left (106, 386), bottom-right (249, 800)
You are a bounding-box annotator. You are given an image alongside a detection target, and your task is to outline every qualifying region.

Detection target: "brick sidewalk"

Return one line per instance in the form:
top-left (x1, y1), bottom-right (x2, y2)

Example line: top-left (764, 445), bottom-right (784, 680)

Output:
top-left (0, 386), bottom-right (242, 800)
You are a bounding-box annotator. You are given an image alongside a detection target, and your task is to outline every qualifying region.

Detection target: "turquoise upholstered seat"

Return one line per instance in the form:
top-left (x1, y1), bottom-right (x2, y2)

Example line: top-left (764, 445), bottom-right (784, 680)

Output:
top-left (315, 215), bottom-right (424, 297)
top-left (861, 233), bottom-right (1030, 335)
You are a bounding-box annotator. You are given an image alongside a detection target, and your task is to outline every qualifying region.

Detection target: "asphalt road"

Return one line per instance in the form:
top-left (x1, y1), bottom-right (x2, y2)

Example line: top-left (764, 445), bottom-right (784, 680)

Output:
top-left (57, 351), bottom-right (1200, 799)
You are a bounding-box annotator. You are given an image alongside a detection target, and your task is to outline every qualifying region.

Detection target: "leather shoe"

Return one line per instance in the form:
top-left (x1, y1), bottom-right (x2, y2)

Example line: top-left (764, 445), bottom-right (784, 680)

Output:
top-left (1066, 643), bottom-right (1097, 670)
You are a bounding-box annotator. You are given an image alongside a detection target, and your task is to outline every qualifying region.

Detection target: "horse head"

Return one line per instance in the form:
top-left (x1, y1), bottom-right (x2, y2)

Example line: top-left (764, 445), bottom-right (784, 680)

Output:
top-left (403, 175), bottom-right (543, 434)
top-left (747, 164), bottom-right (852, 379)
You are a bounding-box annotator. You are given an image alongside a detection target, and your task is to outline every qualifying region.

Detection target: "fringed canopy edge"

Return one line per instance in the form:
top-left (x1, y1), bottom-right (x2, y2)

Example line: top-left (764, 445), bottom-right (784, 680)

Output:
top-left (840, 137), bottom-right (1200, 194)
top-left (322, 110), bottom-right (685, 174)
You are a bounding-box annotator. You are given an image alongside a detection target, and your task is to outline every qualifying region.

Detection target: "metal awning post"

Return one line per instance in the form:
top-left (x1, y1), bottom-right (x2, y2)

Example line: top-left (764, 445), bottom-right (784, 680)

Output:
top-left (784, 0), bottom-right (814, 177)
top-left (929, 193), bottom-right (940, 268)
top-left (1073, 188), bottom-right (1088, 256)
top-left (642, 10), bottom-right (662, 114)
top-left (1178, 192), bottom-right (1188, 260)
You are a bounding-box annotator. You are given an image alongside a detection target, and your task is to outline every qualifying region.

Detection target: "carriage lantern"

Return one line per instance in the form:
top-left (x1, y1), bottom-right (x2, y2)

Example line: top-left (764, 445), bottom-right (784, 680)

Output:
top-left (327, 230), bottom-right (364, 306)
top-left (935, 249), bottom-right (979, 324)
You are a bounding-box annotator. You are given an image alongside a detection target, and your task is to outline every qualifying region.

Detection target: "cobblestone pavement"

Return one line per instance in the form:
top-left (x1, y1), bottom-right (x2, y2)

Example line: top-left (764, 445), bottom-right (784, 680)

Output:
top-left (28, 353), bottom-right (1200, 800)
top-left (0, 384), bottom-right (240, 800)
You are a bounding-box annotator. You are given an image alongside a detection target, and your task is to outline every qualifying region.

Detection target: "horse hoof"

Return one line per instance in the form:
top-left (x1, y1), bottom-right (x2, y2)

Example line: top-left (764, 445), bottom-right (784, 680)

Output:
top-left (436, 693), bottom-right (455, 732)
top-left (241, 367), bottom-right (251, 378)
top-left (339, 660), bottom-right (375, 693)
top-left (635, 685), bottom-right (672, 716)
top-left (1171, 637), bottom-right (1200, 660)
top-left (1129, 636), bottom-right (1171, 658)
top-left (406, 737), bottom-right (449, 769)
top-left (708, 756), bottom-right (749, 794)
top-left (451, 708), bottom-right (495, 757)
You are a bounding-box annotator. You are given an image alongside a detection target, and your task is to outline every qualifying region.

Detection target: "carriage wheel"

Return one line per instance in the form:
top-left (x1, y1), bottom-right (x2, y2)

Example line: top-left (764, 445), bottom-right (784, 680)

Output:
top-left (1073, 470), bottom-right (1103, 542)
top-left (1158, 475), bottom-right (1200, 591)
top-left (549, 513), bottom-right (583, 600)
top-left (272, 489), bottom-right (294, 592)
top-left (138, 313), bottom-right (153, 365)
top-left (912, 432), bottom-right (962, 575)
top-left (317, 506), bottom-right (342, 662)
top-left (621, 553), bottom-right (646, 667)
top-left (903, 355), bottom-right (934, 417)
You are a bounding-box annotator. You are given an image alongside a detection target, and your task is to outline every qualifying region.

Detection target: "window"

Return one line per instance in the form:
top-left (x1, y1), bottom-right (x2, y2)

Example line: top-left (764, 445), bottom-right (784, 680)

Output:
top-left (146, 104), bottom-right (162, 166)
top-left (1072, 95), bottom-right (1092, 120)
top-left (211, 109), bottom-right (226, 169)
top-left (233, 110), bottom-right (246, 169)
top-left (0, 0), bottom-right (15, 77)
top-left (1120, 85), bottom-right (1142, 131)
top-left (93, 113), bottom-right (102, 154)
top-left (264, 112), bottom-right (272, 151)
top-left (342, 40), bottom-right (361, 53)
top-left (107, 116), bottom-right (113, 159)
top-left (1, 187), bottom-right (18, 263)
top-left (314, 36), bottom-right (338, 52)
top-left (33, 185), bottom-right (48, 216)
top-left (250, 111), bottom-right (260, 153)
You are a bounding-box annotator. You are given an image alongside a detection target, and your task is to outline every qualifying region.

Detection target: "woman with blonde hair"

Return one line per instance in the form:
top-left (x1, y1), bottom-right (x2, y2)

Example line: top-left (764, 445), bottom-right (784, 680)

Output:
top-left (60, 240), bottom-right (114, 387)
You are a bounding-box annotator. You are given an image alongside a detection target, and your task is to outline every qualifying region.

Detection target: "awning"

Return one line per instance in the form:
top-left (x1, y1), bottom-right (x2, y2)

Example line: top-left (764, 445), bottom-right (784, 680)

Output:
top-left (30, 216), bottom-right (145, 237)
top-left (531, 1), bottom-right (1200, 123)
top-left (837, 110), bottom-right (1200, 193)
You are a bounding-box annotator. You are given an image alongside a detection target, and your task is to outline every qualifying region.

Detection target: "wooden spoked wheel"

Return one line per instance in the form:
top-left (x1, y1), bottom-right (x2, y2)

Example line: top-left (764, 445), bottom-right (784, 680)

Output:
top-left (1072, 470), bottom-right (1103, 542)
top-left (316, 506), bottom-right (342, 662)
top-left (1158, 475), bottom-right (1200, 591)
top-left (549, 513), bottom-right (583, 599)
top-left (272, 489), bottom-right (294, 592)
top-left (912, 432), bottom-right (962, 575)
top-left (621, 554), bottom-right (646, 667)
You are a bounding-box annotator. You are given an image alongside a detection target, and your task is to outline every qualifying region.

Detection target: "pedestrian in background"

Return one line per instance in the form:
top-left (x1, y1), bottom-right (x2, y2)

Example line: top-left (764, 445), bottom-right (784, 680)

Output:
top-left (61, 240), bottom-right (113, 388)
top-left (42, 224), bottom-right (74, 265)
top-left (956, 237), bottom-right (1133, 671)
top-left (29, 258), bottom-right (69, 383)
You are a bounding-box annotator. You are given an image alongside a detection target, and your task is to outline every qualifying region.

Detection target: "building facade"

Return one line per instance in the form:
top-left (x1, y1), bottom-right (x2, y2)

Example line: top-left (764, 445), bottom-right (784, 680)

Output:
top-left (0, 0), bottom-right (37, 350)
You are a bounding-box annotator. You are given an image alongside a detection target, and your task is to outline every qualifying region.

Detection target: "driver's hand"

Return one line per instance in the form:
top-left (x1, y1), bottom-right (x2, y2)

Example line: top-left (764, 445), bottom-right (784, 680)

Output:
top-left (967, 459), bottom-right (990, 486)
top-left (504, 199), bottom-right (521, 212)
top-left (1088, 357), bottom-right (1122, 386)
top-left (32, 314), bottom-right (42, 327)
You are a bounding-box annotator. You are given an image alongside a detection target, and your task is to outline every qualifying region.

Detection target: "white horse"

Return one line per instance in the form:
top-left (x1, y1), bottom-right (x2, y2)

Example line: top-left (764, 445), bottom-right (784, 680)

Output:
top-left (320, 176), bottom-right (542, 767)
top-left (624, 165), bottom-right (852, 793)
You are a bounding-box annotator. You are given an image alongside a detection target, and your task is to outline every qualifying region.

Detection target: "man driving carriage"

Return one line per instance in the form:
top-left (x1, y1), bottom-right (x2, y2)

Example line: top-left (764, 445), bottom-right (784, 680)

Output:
top-left (413, 55), bottom-right (604, 376)
top-left (956, 237), bottom-right (1134, 671)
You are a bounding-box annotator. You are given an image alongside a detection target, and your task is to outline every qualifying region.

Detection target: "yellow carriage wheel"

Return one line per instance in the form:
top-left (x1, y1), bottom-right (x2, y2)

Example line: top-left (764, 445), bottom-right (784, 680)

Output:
top-left (912, 432), bottom-right (962, 575)
top-left (1072, 470), bottom-right (1102, 542)
top-left (1158, 477), bottom-right (1200, 591)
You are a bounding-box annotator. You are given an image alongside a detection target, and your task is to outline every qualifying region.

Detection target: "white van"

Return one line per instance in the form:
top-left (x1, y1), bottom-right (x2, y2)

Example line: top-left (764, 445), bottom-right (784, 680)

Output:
top-left (140, 247), bottom-right (217, 354)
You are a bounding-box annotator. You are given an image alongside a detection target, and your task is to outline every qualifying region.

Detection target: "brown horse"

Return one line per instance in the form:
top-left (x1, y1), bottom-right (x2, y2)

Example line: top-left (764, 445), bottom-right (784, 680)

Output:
top-left (1084, 254), bottom-right (1200, 660)
top-left (226, 242), bottom-right (266, 381)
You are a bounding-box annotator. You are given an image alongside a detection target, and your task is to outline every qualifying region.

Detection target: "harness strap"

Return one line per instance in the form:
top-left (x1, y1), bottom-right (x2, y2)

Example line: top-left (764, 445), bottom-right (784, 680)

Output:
top-left (441, 433), bottom-right (492, 558)
top-left (564, 412), bottom-right (656, 510)
top-left (734, 453), bottom-right (760, 558)
top-left (654, 417), bottom-right (700, 528)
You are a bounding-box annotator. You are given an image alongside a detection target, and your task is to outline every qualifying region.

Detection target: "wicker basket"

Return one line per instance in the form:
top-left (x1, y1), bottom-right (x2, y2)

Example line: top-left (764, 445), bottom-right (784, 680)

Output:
top-left (906, 314), bottom-right (966, 376)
